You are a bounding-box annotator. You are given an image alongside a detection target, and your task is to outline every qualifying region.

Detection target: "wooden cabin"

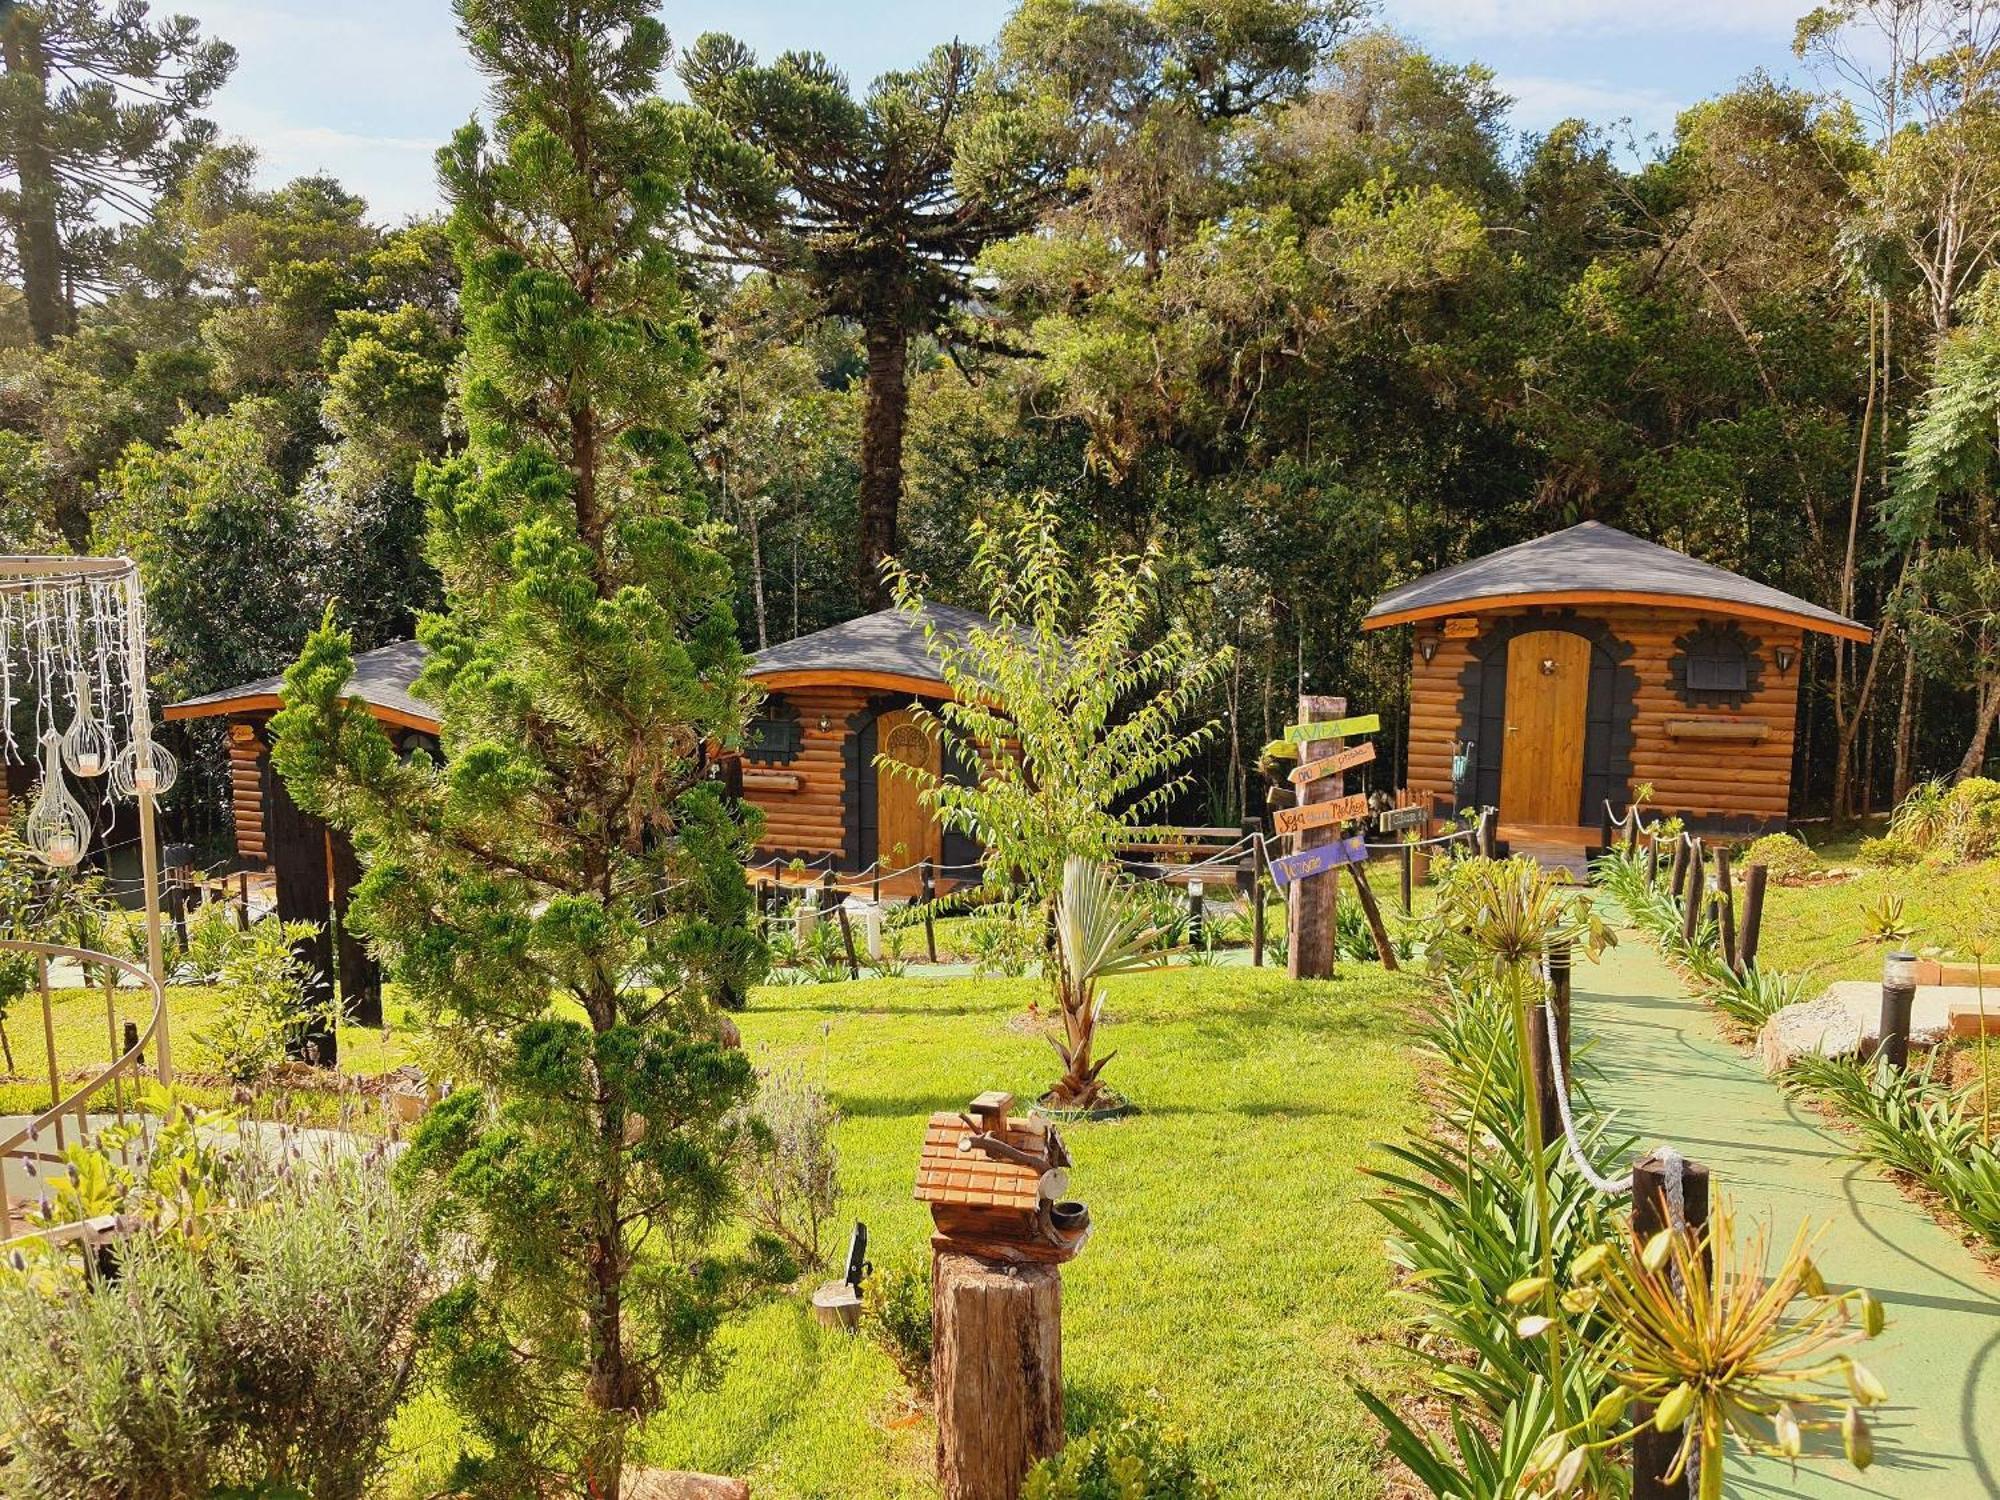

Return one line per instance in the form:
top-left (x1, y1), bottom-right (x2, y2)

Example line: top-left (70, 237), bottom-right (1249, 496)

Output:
top-left (743, 606), bottom-right (985, 888)
top-left (1363, 522), bottom-right (1870, 854)
top-left (165, 640), bottom-right (437, 1028)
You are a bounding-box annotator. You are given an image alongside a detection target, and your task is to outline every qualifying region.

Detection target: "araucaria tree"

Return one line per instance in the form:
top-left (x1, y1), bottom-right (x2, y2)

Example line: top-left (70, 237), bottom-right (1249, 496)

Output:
top-left (676, 35), bottom-right (1065, 606)
top-left (269, 2), bottom-right (765, 1494)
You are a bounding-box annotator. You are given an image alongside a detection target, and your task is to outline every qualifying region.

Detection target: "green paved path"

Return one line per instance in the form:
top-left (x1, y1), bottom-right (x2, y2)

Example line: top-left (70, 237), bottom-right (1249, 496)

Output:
top-left (1572, 935), bottom-right (2000, 1499)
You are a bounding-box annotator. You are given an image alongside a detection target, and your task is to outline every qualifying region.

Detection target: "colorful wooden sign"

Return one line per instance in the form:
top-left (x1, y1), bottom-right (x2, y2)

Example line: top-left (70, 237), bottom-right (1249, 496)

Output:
top-left (1269, 834), bottom-right (1367, 888)
top-left (1290, 740), bottom-right (1375, 786)
top-left (1377, 804), bottom-right (1427, 834)
top-left (1443, 617), bottom-right (1479, 639)
top-left (1273, 793), bottom-right (1369, 834)
top-left (1284, 713), bottom-right (1381, 745)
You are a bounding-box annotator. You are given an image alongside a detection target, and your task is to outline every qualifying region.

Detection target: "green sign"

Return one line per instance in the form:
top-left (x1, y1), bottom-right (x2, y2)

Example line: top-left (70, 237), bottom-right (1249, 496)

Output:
top-left (1284, 713), bottom-right (1380, 744)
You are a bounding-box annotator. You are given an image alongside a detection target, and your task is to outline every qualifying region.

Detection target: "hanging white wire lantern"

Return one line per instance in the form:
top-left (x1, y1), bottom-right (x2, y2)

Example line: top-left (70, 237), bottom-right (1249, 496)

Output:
top-left (25, 730), bottom-right (89, 869)
top-left (108, 725), bottom-right (178, 800)
top-left (60, 669), bottom-right (113, 777)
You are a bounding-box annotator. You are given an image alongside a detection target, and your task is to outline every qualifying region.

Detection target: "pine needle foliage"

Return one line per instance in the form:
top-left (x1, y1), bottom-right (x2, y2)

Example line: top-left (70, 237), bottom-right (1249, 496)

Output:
top-left (268, 2), bottom-right (766, 1494)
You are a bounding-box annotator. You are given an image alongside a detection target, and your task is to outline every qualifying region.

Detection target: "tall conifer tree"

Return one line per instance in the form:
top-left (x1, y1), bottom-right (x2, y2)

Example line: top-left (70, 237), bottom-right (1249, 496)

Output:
top-left (270, 1), bottom-right (764, 1492)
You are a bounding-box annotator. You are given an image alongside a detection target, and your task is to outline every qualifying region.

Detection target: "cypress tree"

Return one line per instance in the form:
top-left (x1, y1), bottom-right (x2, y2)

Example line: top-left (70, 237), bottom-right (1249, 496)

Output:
top-left (270, 1), bottom-right (766, 1492)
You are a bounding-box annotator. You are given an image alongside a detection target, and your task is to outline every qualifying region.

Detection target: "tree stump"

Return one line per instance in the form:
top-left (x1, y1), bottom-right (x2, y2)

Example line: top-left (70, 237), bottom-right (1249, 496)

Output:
top-left (933, 1252), bottom-right (1063, 1500)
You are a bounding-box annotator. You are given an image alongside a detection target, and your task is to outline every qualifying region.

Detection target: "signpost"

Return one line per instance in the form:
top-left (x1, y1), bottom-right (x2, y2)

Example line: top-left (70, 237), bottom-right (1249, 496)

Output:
top-left (1287, 694), bottom-right (1345, 980)
top-left (1284, 713), bottom-right (1381, 745)
top-left (1377, 804), bottom-right (1426, 834)
top-left (1273, 794), bottom-right (1369, 834)
top-left (1290, 740), bottom-right (1374, 786)
top-left (1270, 834), bottom-right (1367, 888)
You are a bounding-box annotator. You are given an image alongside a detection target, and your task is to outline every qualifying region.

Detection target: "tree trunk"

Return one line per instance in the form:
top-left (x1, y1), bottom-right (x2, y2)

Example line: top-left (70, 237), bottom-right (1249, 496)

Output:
top-left (1958, 677), bottom-right (2000, 781)
top-left (857, 320), bottom-right (909, 610)
top-left (1, 11), bottom-right (68, 347)
top-left (933, 1252), bottom-right (1063, 1500)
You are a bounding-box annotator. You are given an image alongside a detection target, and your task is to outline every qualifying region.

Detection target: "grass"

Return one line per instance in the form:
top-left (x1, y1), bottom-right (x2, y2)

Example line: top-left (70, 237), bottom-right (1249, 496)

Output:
top-left (0, 979), bottom-right (423, 1121)
top-left (1741, 851), bottom-right (2000, 983)
top-left (613, 965), bottom-right (1424, 1498)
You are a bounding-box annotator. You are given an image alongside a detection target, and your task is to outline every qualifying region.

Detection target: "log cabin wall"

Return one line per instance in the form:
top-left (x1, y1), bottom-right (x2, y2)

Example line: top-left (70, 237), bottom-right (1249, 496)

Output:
top-left (746, 681), bottom-right (872, 865)
top-left (227, 716), bottom-right (269, 866)
top-left (1405, 603), bottom-right (1803, 832)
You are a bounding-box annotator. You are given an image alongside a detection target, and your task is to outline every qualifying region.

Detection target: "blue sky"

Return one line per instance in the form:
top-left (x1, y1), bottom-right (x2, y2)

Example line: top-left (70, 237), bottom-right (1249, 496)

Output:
top-left (178, 0), bottom-right (1817, 223)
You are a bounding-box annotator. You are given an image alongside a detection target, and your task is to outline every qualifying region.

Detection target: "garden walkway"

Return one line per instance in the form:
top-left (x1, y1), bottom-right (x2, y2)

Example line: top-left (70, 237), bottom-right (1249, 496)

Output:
top-left (1572, 935), bottom-right (2000, 1498)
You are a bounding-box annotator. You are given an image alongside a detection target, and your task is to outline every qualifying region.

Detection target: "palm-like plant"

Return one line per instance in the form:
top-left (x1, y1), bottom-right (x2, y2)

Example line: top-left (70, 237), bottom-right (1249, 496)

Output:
top-left (1521, 1200), bottom-right (1885, 1498)
top-left (1044, 856), bottom-right (1160, 1110)
top-left (1432, 857), bottom-right (1615, 1424)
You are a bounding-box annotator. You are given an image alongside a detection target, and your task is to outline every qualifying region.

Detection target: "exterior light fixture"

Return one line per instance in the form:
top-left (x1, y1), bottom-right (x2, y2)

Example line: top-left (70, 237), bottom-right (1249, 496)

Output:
top-left (1882, 950), bottom-right (1918, 989)
top-left (1416, 634), bottom-right (1440, 665)
top-left (1774, 645), bottom-right (1796, 675)
top-left (818, 714), bottom-right (833, 732)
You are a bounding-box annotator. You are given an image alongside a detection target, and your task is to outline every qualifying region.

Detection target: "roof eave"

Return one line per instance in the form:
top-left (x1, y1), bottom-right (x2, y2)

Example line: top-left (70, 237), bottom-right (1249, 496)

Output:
top-left (1361, 589), bottom-right (1872, 644)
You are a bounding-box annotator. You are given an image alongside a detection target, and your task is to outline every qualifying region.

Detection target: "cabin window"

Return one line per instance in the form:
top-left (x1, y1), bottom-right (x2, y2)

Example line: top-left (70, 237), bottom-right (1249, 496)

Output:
top-left (745, 697), bottom-right (801, 764)
top-left (1669, 622), bottom-right (1762, 709)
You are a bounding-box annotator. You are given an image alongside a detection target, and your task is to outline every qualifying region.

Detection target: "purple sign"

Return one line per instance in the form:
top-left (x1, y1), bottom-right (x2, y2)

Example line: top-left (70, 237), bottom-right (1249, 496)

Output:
top-left (1269, 834), bottom-right (1367, 889)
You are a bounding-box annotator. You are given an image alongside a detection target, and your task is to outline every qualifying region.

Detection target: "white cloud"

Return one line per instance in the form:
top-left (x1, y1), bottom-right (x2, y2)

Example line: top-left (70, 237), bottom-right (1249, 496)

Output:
top-left (1493, 72), bottom-right (1687, 140)
top-left (1385, 0), bottom-right (1805, 40)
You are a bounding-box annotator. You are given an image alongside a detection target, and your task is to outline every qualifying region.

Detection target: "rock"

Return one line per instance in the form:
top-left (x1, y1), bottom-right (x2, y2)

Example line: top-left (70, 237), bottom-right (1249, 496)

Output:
top-left (1758, 981), bottom-right (1960, 1074)
top-left (622, 1470), bottom-right (749, 1500)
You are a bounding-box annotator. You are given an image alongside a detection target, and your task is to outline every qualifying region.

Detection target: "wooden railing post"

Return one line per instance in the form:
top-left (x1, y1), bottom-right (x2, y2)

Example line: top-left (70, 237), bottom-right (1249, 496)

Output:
top-left (1739, 863), bottom-right (1767, 972)
top-left (1630, 1152), bottom-right (1712, 1500)
top-left (1714, 848), bottom-right (1738, 973)
top-left (921, 859), bottom-right (938, 964)
top-left (1680, 840), bottom-right (1704, 947)
top-left (1399, 840), bottom-right (1414, 916)
top-left (1249, 829), bottom-right (1267, 968)
top-left (1478, 807), bottom-right (1497, 859)
top-left (1668, 837), bottom-right (1688, 903)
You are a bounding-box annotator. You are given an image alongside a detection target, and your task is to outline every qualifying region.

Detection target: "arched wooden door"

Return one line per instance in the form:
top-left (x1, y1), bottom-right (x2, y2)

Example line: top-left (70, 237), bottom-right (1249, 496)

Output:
top-left (875, 707), bottom-right (941, 870)
top-left (1499, 629), bottom-right (1592, 827)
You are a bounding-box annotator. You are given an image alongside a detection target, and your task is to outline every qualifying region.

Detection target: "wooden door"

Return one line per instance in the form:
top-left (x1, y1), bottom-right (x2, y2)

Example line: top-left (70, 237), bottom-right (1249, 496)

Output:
top-left (876, 708), bottom-right (941, 869)
top-left (1499, 630), bottom-right (1591, 827)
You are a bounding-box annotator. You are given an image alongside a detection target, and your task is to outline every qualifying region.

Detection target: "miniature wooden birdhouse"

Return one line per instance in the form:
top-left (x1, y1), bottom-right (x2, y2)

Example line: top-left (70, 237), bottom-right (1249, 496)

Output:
top-left (914, 1090), bottom-right (1089, 1264)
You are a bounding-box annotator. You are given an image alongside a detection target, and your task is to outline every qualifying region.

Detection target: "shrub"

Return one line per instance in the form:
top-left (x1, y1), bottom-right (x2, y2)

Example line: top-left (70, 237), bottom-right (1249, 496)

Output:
top-left (1021, 1418), bottom-right (1215, 1500)
top-left (1858, 835), bottom-right (1920, 867)
top-left (861, 1254), bottom-right (934, 1396)
top-left (0, 1133), bottom-right (436, 1500)
top-left (1741, 832), bottom-right (1820, 880)
top-left (739, 1062), bottom-right (842, 1272)
top-left (190, 917), bottom-right (324, 1084)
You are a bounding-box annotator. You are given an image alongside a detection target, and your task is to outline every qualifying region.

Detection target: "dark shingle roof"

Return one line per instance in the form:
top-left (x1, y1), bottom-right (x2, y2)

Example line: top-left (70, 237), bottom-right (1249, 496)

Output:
top-left (168, 639), bottom-right (436, 727)
top-left (748, 606), bottom-right (990, 682)
top-left (1363, 521), bottom-right (1868, 639)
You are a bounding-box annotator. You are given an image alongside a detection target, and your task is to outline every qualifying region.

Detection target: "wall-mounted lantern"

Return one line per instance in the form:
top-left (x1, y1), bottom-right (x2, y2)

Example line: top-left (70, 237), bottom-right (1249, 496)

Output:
top-left (1774, 645), bottom-right (1796, 675)
top-left (1416, 634), bottom-right (1440, 665)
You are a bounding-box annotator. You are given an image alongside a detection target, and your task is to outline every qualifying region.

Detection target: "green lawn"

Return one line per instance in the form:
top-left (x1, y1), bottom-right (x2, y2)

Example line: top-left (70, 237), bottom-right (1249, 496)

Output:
top-left (0, 980), bottom-right (422, 1121)
top-left (618, 964), bottom-right (1426, 1499)
top-left (1746, 850), bottom-right (2000, 983)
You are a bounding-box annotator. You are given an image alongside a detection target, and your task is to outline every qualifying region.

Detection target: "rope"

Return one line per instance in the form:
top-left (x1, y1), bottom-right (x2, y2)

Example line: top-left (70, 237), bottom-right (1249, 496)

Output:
top-left (1541, 988), bottom-right (1634, 1197)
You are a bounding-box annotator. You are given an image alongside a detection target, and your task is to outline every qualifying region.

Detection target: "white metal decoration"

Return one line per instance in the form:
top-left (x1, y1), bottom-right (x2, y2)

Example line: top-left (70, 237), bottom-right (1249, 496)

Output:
top-left (1, 555), bottom-right (172, 1075)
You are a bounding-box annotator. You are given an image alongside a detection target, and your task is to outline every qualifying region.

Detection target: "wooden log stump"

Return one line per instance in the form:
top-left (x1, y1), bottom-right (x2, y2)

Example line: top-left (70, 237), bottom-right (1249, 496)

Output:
top-left (934, 1252), bottom-right (1063, 1500)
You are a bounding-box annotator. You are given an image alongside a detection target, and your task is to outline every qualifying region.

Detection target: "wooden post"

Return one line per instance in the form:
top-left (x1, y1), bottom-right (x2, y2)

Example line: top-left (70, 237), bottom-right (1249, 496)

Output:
top-left (1646, 832), bottom-right (1660, 886)
top-left (1667, 838), bottom-right (1688, 903)
top-left (1287, 694), bottom-right (1346, 982)
top-left (1547, 940), bottom-right (1573, 1078)
top-left (1680, 840), bottom-right (1703, 947)
top-left (1714, 848), bottom-right (1738, 973)
top-left (933, 1252), bottom-right (1064, 1500)
top-left (1630, 1152), bottom-right (1712, 1500)
top-left (1346, 861), bottom-right (1398, 971)
top-left (236, 871), bottom-right (251, 931)
top-left (921, 859), bottom-right (938, 964)
top-left (1739, 863), bottom-right (1767, 973)
top-left (825, 872), bottom-right (859, 980)
top-left (1399, 841), bottom-right (1414, 915)
top-left (1249, 829), bottom-right (1267, 968)
top-left (1528, 1001), bottom-right (1562, 1146)
top-left (1478, 807), bottom-right (1497, 859)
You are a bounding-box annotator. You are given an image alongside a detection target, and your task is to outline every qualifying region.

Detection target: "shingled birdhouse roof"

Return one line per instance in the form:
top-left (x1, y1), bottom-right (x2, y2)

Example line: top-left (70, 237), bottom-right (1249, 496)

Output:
top-left (915, 1097), bottom-right (1047, 1217)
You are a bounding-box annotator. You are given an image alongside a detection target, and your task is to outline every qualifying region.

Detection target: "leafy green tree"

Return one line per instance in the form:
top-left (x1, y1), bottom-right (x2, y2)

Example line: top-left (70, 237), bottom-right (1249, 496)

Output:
top-left (0, 0), bottom-right (234, 344)
top-left (269, 1), bottom-right (766, 1492)
top-left (676, 34), bottom-right (1066, 606)
top-left (885, 495), bottom-right (1228, 919)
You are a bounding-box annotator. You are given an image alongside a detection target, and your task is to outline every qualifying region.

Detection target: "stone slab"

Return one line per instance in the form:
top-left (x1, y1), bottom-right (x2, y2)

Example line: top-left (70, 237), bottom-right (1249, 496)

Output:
top-left (1757, 981), bottom-right (1966, 1073)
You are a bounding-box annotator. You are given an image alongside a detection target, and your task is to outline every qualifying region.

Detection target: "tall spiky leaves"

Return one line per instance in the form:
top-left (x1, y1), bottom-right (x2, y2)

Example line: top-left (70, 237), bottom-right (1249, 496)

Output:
top-left (269, 3), bottom-right (763, 1494)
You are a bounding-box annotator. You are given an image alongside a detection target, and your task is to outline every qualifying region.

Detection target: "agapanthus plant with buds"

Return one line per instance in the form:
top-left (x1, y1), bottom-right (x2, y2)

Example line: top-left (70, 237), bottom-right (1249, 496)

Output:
top-left (1513, 1198), bottom-right (1886, 1497)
